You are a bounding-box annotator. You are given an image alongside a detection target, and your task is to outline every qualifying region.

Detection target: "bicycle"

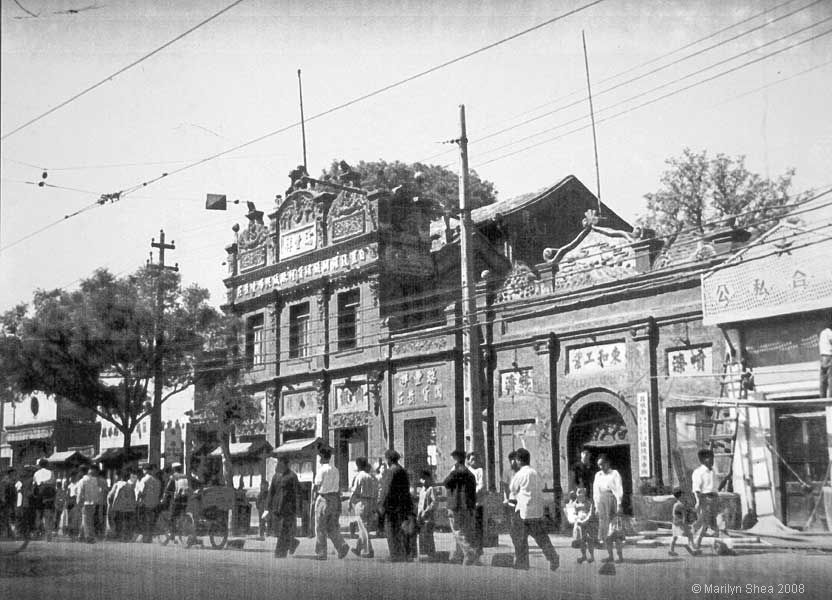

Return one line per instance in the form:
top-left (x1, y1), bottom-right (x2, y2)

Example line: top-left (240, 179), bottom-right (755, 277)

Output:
top-left (149, 506), bottom-right (195, 547)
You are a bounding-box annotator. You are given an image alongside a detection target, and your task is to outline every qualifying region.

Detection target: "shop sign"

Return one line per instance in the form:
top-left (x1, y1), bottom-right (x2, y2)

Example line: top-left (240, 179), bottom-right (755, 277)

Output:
top-left (235, 244), bottom-right (378, 299)
top-left (666, 345), bottom-right (712, 376)
top-left (636, 392), bottom-right (651, 478)
top-left (567, 342), bottom-right (625, 375)
top-left (500, 367), bottom-right (533, 396)
top-left (280, 223), bottom-right (317, 259)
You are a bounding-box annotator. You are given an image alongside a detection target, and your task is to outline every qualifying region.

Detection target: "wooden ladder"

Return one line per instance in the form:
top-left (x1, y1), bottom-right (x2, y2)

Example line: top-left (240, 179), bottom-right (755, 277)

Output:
top-left (708, 359), bottom-right (743, 492)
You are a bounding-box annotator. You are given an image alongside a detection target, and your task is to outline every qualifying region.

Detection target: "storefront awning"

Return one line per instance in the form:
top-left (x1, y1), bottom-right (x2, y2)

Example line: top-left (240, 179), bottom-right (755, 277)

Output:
top-left (272, 437), bottom-right (330, 456)
top-left (47, 450), bottom-right (89, 465)
top-left (210, 439), bottom-right (272, 458)
top-left (92, 446), bottom-right (147, 464)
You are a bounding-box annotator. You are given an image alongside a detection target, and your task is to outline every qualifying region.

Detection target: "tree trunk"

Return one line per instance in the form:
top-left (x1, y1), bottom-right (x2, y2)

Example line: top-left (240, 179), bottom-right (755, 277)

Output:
top-left (220, 430), bottom-right (235, 534)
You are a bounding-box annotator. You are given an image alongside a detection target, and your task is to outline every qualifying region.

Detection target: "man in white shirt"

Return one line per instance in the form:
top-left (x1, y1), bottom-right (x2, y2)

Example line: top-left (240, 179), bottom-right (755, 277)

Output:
top-left (466, 452), bottom-right (485, 558)
top-left (136, 463), bottom-right (161, 543)
top-left (819, 317), bottom-right (832, 398)
top-left (508, 448), bottom-right (559, 571)
top-left (692, 449), bottom-right (720, 551)
top-left (312, 447), bottom-right (349, 560)
top-left (76, 465), bottom-right (101, 543)
top-left (33, 458), bottom-right (56, 541)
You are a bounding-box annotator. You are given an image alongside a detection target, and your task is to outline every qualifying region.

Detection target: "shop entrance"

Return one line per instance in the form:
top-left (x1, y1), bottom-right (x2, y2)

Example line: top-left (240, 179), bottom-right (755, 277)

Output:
top-left (334, 427), bottom-right (367, 490)
top-left (775, 405), bottom-right (830, 529)
top-left (566, 402), bottom-right (633, 514)
top-left (403, 417), bottom-right (437, 483)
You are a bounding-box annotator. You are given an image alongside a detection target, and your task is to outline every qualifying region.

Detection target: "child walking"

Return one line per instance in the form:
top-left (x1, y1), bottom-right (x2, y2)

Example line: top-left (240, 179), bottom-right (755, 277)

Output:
top-left (669, 487), bottom-right (697, 556)
top-left (573, 487), bottom-right (596, 563)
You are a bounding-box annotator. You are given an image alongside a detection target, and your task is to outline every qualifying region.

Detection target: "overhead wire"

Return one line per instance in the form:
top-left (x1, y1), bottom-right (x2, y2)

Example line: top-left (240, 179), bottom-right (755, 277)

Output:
top-left (466, 17), bottom-right (832, 165)
top-left (148, 224), bottom-right (832, 378)
top-left (474, 26), bottom-right (832, 168)
top-left (2, 0), bottom-right (813, 176)
top-left (0, 0), bottom-right (249, 141)
top-left (420, 0), bottom-right (827, 164)
top-left (17, 187), bottom-right (832, 342)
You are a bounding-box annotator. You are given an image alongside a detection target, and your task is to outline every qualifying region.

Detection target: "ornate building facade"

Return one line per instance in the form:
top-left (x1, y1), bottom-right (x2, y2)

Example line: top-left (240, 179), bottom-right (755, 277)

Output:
top-left (223, 166), bottom-right (756, 525)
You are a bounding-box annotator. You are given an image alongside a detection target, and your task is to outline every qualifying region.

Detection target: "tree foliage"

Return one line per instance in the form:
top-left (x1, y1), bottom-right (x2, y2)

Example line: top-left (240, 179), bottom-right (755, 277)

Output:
top-left (0, 267), bottom-right (223, 450)
top-left (321, 159), bottom-right (498, 215)
top-left (637, 148), bottom-right (806, 238)
top-left (195, 371), bottom-right (261, 487)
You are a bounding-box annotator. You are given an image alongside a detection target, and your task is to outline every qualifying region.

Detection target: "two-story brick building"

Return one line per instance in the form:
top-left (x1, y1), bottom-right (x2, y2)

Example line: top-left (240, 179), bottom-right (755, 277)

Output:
top-left (222, 165), bottom-right (752, 526)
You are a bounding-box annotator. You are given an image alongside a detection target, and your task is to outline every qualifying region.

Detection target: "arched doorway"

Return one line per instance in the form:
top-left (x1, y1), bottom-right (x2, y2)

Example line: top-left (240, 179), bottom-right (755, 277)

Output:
top-left (566, 402), bottom-right (634, 514)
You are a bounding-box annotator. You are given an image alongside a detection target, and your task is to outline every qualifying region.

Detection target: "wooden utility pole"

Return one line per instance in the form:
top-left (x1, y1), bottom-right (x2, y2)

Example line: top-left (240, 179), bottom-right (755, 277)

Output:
top-left (456, 105), bottom-right (484, 465)
top-left (148, 229), bottom-right (178, 467)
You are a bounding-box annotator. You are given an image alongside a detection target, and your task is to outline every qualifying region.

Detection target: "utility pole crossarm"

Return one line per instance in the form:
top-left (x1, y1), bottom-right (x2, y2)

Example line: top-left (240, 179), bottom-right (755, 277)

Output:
top-left (148, 229), bottom-right (177, 467)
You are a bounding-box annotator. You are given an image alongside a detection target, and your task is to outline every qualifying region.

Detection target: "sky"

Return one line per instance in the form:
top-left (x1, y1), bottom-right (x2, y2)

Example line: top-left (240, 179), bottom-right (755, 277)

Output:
top-left (1, 0), bottom-right (831, 312)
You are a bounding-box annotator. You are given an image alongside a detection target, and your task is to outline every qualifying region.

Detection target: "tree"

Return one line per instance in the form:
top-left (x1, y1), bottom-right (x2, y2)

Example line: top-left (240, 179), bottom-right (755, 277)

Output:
top-left (195, 371), bottom-right (261, 488)
top-left (0, 267), bottom-right (223, 454)
top-left (637, 148), bottom-right (807, 238)
top-left (321, 159), bottom-right (498, 215)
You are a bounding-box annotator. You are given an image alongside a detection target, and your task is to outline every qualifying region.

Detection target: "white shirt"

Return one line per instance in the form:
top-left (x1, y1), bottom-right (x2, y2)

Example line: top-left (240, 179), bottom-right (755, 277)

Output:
top-left (34, 467), bottom-right (55, 486)
top-left (691, 464), bottom-right (715, 494)
top-left (508, 465), bottom-right (545, 519)
top-left (468, 466), bottom-right (485, 501)
top-left (820, 327), bottom-right (832, 356)
top-left (592, 469), bottom-right (623, 507)
top-left (314, 463), bottom-right (340, 494)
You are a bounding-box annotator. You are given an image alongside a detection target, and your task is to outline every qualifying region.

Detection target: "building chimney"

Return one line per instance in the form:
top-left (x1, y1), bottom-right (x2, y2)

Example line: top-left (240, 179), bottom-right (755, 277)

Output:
top-left (631, 227), bottom-right (663, 272)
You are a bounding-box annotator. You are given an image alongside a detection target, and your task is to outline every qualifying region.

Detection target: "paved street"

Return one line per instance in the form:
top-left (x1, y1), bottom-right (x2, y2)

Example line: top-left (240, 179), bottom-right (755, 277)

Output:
top-left (3, 532), bottom-right (831, 600)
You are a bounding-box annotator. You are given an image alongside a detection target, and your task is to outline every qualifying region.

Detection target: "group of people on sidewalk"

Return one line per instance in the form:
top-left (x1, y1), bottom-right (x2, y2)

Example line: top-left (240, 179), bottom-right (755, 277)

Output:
top-left (565, 446), bottom-right (729, 570)
top-left (0, 458), bottom-right (189, 545)
top-left (263, 444), bottom-right (561, 571)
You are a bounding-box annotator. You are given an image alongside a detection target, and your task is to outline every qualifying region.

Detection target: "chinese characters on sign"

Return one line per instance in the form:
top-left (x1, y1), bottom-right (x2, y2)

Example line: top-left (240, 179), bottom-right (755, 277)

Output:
top-left (567, 342), bottom-right (625, 375)
top-left (239, 247), bottom-right (267, 271)
top-left (666, 346), bottom-right (712, 376)
top-left (334, 385), bottom-right (367, 413)
top-left (280, 223), bottom-right (317, 259)
top-left (235, 245), bottom-right (378, 299)
top-left (395, 367), bottom-right (443, 409)
top-left (500, 368), bottom-right (534, 396)
top-left (636, 392), bottom-right (651, 478)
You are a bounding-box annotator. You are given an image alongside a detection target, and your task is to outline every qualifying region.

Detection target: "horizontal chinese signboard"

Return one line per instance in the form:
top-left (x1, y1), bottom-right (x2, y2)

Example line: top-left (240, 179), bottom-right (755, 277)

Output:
top-left (235, 244), bottom-right (378, 299)
top-left (666, 345), bottom-right (713, 376)
top-left (702, 223), bottom-right (832, 325)
top-left (567, 341), bottom-right (625, 375)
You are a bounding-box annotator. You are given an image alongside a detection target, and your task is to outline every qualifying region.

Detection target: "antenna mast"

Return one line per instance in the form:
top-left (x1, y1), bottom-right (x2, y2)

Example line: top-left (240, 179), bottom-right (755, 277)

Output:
top-left (582, 30), bottom-right (602, 216)
top-left (297, 68), bottom-right (308, 171)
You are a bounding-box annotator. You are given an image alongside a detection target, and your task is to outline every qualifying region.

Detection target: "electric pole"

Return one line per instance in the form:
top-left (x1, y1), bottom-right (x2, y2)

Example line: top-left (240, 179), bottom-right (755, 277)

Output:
top-left (456, 105), bottom-right (485, 467)
top-left (148, 229), bottom-right (178, 467)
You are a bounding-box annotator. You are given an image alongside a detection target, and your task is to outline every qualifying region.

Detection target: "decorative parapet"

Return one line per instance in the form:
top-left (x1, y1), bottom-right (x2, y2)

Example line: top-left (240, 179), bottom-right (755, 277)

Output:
top-left (278, 416), bottom-right (316, 432)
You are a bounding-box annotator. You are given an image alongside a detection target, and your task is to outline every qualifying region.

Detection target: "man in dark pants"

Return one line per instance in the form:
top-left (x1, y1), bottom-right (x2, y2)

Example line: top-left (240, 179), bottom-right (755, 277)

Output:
top-left (466, 452), bottom-right (485, 558)
top-left (377, 449), bottom-right (413, 562)
top-left (267, 456), bottom-right (300, 558)
top-left (445, 449), bottom-right (478, 565)
top-left (509, 448), bottom-right (559, 571)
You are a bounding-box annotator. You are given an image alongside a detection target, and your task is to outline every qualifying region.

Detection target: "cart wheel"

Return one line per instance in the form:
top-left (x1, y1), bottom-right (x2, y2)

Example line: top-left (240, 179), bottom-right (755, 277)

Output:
top-left (176, 513), bottom-right (196, 548)
top-left (208, 520), bottom-right (228, 549)
top-left (154, 510), bottom-right (171, 546)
